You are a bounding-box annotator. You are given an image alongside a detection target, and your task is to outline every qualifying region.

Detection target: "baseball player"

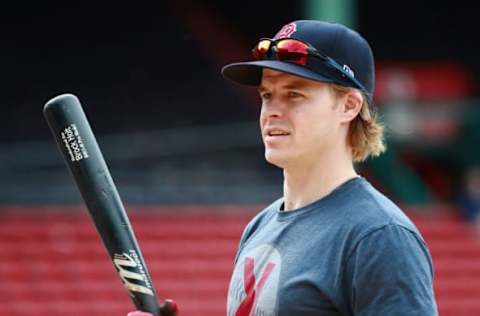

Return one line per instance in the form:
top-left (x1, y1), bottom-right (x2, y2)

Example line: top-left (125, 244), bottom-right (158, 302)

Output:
top-left (222, 20), bottom-right (438, 315)
top-left (129, 20), bottom-right (438, 316)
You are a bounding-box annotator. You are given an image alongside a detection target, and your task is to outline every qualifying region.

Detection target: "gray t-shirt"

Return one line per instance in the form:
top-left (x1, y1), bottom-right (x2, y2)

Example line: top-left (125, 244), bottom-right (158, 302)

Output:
top-left (227, 177), bottom-right (438, 316)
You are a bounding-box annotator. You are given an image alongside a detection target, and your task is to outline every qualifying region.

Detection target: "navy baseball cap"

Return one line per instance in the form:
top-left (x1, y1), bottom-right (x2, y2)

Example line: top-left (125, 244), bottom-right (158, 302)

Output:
top-left (221, 20), bottom-right (375, 104)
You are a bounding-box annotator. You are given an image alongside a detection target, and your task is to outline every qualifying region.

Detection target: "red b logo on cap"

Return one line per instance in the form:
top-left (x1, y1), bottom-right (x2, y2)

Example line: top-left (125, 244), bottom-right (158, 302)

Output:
top-left (274, 22), bottom-right (297, 39)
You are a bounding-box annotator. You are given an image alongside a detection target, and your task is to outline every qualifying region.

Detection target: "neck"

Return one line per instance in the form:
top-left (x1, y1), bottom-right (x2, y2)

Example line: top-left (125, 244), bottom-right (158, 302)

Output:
top-left (282, 147), bottom-right (358, 211)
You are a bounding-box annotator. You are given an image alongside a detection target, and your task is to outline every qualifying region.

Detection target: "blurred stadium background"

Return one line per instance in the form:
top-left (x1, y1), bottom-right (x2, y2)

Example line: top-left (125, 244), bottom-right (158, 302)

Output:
top-left (1, 0), bottom-right (480, 315)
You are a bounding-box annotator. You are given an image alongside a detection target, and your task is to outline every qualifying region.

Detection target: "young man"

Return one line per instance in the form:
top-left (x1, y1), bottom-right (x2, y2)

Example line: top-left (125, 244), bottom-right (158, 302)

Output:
top-left (129, 20), bottom-right (437, 316)
top-left (221, 20), bottom-right (438, 315)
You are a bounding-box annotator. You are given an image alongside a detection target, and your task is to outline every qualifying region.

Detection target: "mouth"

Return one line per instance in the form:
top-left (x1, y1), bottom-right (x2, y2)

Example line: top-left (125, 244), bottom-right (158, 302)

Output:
top-left (264, 128), bottom-right (291, 140)
top-left (267, 131), bottom-right (290, 136)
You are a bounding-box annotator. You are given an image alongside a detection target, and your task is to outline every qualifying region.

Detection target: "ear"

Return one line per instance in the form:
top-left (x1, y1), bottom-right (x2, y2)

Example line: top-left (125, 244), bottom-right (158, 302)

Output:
top-left (339, 89), bottom-right (363, 123)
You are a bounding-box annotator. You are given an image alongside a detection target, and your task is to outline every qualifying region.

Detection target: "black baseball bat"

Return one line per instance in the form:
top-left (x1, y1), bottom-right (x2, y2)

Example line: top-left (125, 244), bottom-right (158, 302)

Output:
top-left (43, 93), bottom-right (162, 316)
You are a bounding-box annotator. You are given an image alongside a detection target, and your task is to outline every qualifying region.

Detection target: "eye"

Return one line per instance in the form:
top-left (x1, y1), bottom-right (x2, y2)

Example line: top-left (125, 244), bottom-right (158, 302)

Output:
top-left (287, 91), bottom-right (304, 98)
top-left (260, 92), bottom-right (272, 100)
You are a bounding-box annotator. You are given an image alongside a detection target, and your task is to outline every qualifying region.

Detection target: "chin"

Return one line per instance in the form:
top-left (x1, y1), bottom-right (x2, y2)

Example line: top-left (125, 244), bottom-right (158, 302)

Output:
top-left (264, 149), bottom-right (289, 168)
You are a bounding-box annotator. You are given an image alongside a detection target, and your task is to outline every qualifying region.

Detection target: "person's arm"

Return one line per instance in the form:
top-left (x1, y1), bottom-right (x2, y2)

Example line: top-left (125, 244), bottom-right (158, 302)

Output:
top-left (343, 224), bottom-right (438, 315)
top-left (127, 299), bottom-right (178, 316)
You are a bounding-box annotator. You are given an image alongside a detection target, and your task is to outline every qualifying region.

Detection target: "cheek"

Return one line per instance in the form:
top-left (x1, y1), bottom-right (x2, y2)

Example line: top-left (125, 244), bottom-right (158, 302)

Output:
top-left (259, 107), bottom-right (267, 130)
top-left (294, 105), bottom-right (337, 140)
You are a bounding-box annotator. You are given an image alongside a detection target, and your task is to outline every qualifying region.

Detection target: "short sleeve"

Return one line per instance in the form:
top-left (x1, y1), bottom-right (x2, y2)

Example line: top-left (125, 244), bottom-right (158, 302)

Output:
top-left (343, 224), bottom-right (438, 316)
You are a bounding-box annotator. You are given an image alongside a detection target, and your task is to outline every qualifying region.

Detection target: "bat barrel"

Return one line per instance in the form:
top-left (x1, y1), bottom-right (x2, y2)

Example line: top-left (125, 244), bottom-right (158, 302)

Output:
top-left (44, 94), bottom-right (161, 316)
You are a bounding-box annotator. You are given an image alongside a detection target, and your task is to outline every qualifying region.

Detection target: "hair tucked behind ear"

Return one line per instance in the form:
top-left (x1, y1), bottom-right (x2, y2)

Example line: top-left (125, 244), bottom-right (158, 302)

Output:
top-left (331, 85), bottom-right (386, 162)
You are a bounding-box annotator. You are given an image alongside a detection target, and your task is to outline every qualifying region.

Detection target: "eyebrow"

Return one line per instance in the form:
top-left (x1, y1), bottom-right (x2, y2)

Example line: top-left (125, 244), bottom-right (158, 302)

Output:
top-left (282, 82), bottom-right (309, 90)
top-left (259, 80), bottom-right (312, 93)
top-left (258, 85), bottom-right (268, 93)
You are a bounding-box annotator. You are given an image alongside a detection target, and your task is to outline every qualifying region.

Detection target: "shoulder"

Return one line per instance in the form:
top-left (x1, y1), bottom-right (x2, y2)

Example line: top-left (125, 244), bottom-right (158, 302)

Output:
top-left (344, 178), bottom-right (421, 236)
top-left (240, 198), bottom-right (281, 242)
top-left (345, 179), bottom-right (433, 266)
top-left (332, 178), bottom-right (431, 262)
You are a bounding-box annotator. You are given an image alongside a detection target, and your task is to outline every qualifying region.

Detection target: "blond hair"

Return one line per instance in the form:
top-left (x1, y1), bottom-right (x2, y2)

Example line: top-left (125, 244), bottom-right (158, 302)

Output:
top-left (331, 85), bottom-right (386, 162)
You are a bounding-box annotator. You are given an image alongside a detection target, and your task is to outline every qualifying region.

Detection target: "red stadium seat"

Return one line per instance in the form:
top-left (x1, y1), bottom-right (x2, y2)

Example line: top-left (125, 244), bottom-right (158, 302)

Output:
top-left (1, 205), bottom-right (479, 316)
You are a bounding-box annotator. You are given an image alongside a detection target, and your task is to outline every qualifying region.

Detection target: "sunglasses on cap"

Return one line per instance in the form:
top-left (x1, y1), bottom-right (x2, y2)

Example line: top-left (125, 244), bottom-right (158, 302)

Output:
top-left (252, 38), bottom-right (367, 93)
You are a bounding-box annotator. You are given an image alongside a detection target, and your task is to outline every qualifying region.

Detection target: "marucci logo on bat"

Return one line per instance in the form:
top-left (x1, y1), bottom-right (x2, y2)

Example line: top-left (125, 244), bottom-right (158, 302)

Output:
top-left (113, 250), bottom-right (155, 296)
top-left (61, 124), bottom-right (89, 162)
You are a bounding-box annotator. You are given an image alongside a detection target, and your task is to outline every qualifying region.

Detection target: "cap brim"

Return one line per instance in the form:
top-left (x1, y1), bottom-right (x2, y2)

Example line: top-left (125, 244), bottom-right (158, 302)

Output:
top-left (221, 60), bottom-right (335, 86)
